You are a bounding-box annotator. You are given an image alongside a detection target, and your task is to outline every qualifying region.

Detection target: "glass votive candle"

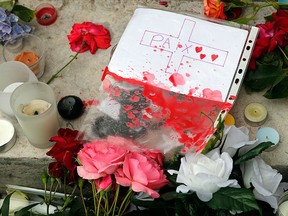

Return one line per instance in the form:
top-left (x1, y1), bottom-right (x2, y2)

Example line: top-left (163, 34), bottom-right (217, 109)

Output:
top-left (3, 34), bottom-right (46, 78)
top-left (10, 81), bottom-right (60, 149)
top-left (35, 3), bottom-right (57, 26)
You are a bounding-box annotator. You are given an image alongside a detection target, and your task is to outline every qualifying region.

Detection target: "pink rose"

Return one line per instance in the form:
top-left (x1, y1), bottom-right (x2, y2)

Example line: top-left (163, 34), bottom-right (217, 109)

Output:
top-left (115, 152), bottom-right (168, 198)
top-left (94, 175), bottom-right (113, 191)
top-left (77, 139), bottom-right (129, 179)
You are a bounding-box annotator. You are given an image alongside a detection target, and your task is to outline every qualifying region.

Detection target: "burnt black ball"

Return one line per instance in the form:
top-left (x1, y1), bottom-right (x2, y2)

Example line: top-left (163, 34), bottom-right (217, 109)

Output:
top-left (57, 95), bottom-right (85, 120)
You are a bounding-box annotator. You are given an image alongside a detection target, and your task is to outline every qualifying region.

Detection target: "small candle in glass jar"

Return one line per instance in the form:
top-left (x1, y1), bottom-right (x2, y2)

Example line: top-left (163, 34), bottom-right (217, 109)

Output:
top-left (15, 51), bottom-right (40, 75)
top-left (35, 3), bottom-right (57, 26)
top-left (20, 99), bottom-right (51, 116)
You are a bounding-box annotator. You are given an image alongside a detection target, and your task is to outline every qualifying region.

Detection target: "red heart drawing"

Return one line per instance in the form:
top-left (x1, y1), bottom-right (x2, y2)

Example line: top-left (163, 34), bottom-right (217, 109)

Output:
top-left (195, 46), bottom-right (202, 53)
top-left (200, 54), bottom-right (206, 59)
top-left (211, 54), bottom-right (218, 61)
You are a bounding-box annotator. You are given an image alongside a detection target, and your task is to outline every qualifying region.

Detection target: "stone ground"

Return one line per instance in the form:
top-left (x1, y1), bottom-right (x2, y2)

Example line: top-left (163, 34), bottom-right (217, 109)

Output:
top-left (1, 0), bottom-right (287, 194)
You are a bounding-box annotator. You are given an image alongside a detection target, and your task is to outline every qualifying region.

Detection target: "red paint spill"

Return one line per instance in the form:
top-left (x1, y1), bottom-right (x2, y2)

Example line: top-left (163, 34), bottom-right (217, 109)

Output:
top-left (102, 67), bottom-right (232, 152)
top-left (169, 73), bottom-right (185, 86)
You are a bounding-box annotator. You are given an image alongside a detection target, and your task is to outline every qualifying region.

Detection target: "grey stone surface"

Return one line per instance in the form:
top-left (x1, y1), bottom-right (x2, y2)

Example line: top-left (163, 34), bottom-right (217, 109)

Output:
top-left (1, 0), bottom-right (286, 194)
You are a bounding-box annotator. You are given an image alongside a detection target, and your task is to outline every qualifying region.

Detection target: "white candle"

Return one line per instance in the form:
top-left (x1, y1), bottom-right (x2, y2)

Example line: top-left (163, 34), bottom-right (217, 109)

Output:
top-left (20, 99), bottom-right (51, 116)
top-left (0, 118), bottom-right (16, 152)
top-left (278, 200), bottom-right (288, 216)
top-left (244, 103), bottom-right (267, 126)
top-left (3, 82), bottom-right (23, 93)
top-left (10, 82), bottom-right (60, 149)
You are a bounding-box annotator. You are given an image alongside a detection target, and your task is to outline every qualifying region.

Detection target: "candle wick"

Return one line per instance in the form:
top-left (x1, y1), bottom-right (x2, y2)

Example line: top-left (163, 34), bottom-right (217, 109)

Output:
top-left (266, 136), bottom-right (269, 139)
top-left (34, 111), bottom-right (39, 115)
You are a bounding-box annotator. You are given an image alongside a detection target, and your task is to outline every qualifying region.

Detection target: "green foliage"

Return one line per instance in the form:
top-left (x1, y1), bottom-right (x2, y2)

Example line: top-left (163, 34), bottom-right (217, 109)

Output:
top-left (12, 5), bottom-right (35, 22)
top-left (0, 191), bottom-right (14, 216)
top-left (201, 115), bottom-right (225, 154)
top-left (234, 142), bottom-right (274, 165)
top-left (0, 0), bottom-right (34, 22)
top-left (245, 50), bottom-right (283, 92)
top-left (14, 203), bottom-right (40, 216)
top-left (0, 0), bottom-right (13, 10)
top-left (207, 187), bottom-right (260, 213)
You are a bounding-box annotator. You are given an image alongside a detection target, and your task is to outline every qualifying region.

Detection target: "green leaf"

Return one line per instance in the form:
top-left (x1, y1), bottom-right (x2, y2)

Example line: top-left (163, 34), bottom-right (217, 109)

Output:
top-left (12, 5), bottom-right (35, 22)
top-left (161, 191), bottom-right (193, 201)
top-left (245, 51), bottom-right (283, 91)
top-left (264, 75), bottom-right (288, 99)
top-left (0, 0), bottom-right (14, 10)
top-left (234, 142), bottom-right (274, 165)
top-left (0, 192), bottom-right (14, 216)
top-left (14, 203), bottom-right (40, 216)
top-left (207, 187), bottom-right (260, 213)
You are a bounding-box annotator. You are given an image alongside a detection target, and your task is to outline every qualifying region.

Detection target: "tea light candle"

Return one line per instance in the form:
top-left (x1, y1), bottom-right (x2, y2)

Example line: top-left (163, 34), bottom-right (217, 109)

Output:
top-left (256, 127), bottom-right (280, 151)
top-left (35, 3), bottom-right (57, 26)
top-left (20, 99), bottom-right (51, 116)
top-left (278, 200), bottom-right (288, 216)
top-left (224, 113), bottom-right (235, 126)
top-left (244, 102), bottom-right (267, 126)
top-left (0, 118), bottom-right (16, 152)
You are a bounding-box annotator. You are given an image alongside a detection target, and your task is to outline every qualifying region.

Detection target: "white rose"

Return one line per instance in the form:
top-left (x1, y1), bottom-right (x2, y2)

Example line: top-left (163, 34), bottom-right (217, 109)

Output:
top-left (168, 149), bottom-right (238, 202)
top-left (222, 126), bottom-right (257, 157)
top-left (241, 157), bottom-right (288, 211)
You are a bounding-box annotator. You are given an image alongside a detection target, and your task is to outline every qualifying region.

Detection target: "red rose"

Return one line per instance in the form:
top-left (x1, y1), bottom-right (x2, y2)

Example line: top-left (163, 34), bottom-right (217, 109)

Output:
top-left (273, 10), bottom-right (288, 29)
top-left (48, 162), bottom-right (65, 178)
top-left (47, 128), bottom-right (85, 172)
top-left (67, 22), bottom-right (111, 54)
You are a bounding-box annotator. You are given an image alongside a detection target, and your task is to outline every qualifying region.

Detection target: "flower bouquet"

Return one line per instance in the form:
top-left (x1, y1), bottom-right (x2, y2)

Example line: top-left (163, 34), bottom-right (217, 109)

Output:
top-left (1, 120), bottom-right (288, 216)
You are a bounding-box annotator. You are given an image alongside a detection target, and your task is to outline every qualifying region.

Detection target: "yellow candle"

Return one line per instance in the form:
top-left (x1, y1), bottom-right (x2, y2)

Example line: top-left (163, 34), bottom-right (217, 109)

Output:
top-left (224, 113), bottom-right (235, 126)
top-left (279, 200), bottom-right (288, 216)
top-left (244, 103), bottom-right (267, 126)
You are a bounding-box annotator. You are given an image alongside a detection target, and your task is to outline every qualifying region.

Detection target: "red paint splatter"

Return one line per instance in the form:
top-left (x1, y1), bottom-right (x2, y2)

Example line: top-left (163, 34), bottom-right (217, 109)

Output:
top-left (202, 88), bottom-right (223, 102)
top-left (143, 71), bottom-right (155, 83)
top-left (169, 73), bottom-right (185, 86)
top-left (159, 1), bottom-right (168, 6)
top-left (229, 95), bottom-right (236, 100)
top-left (131, 95), bottom-right (140, 102)
top-left (102, 78), bottom-right (112, 93)
top-left (82, 99), bottom-right (99, 108)
top-left (124, 105), bottom-right (133, 110)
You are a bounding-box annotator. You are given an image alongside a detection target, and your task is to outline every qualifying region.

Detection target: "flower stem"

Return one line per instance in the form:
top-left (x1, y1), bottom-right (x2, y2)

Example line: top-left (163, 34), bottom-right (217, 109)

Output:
top-left (118, 188), bottom-right (134, 216)
top-left (46, 41), bottom-right (85, 84)
top-left (91, 181), bottom-right (98, 216)
top-left (111, 185), bottom-right (120, 215)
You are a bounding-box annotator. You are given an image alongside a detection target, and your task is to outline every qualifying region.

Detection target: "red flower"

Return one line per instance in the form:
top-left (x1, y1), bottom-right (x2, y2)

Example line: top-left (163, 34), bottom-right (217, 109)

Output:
top-left (67, 22), bottom-right (111, 54)
top-left (47, 128), bottom-right (85, 182)
top-left (248, 10), bottom-right (288, 70)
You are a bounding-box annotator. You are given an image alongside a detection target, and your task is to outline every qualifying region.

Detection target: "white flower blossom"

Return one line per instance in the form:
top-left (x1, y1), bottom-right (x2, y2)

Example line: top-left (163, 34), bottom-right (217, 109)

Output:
top-left (222, 126), bottom-right (258, 157)
top-left (168, 149), bottom-right (238, 202)
top-left (241, 157), bottom-right (288, 212)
